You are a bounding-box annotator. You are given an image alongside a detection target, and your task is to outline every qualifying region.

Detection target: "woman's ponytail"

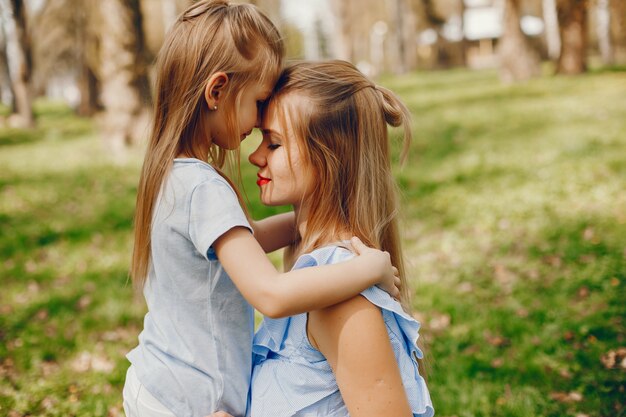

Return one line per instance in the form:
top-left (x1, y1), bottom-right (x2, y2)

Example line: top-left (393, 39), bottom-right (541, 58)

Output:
top-left (376, 85), bottom-right (412, 163)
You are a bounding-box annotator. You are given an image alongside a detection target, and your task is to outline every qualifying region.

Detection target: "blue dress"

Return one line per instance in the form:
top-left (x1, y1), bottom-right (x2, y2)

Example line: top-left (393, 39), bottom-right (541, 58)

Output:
top-left (249, 245), bottom-right (434, 417)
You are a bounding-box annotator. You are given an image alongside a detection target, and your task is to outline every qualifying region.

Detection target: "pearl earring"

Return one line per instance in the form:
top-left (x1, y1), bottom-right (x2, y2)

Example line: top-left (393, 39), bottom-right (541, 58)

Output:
top-left (212, 105), bottom-right (218, 111)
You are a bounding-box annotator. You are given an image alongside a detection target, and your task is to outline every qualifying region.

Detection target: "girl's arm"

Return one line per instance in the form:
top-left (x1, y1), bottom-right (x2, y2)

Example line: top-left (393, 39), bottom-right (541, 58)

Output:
top-left (308, 296), bottom-right (413, 417)
top-left (250, 211), bottom-right (296, 253)
top-left (213, 227), bottom-right (399, 318)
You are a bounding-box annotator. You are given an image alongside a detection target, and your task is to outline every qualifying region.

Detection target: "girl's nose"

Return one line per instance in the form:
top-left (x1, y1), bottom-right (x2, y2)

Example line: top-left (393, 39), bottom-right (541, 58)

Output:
top-left (248, 142), bottom-right (266, 167)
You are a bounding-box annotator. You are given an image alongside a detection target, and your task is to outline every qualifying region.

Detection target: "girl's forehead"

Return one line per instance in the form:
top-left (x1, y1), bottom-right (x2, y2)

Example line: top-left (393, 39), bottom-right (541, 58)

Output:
top-left (254, 79), bottom-right (274, 97)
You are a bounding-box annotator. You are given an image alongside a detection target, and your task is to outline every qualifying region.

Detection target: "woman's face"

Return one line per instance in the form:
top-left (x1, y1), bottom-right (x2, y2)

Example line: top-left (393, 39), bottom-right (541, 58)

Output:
top-left (248, 95), bottom-right (314, 209)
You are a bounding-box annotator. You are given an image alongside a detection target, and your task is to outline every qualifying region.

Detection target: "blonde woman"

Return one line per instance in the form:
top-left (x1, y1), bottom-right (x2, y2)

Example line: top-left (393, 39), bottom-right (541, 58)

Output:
top-left (123, 2), bottom-right (402, 416)
top-left (244, 61), bottom-right (434, 417)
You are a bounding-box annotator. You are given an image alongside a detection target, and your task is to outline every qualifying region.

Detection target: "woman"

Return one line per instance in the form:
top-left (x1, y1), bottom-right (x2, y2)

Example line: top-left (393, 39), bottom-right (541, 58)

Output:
top-left (246, 60), bottom-right (433, 417)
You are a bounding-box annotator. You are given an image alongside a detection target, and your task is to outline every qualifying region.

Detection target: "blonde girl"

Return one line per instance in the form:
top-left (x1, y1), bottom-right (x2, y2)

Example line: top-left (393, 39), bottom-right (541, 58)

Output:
top-left (243, 61), bottom-right (434, 417)
top-left (123, 3), bottom-right (400, 417)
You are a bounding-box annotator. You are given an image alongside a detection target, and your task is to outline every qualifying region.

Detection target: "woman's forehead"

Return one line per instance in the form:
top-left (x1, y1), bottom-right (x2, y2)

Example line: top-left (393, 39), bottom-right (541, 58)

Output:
top-left (261, 96), bottom-right (304, 137)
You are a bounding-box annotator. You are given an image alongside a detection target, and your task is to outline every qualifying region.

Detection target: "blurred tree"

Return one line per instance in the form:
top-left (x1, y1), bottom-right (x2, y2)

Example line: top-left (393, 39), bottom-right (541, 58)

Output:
top-left (417, 0), bottom-right (468, 69)
top-left (556, 0), bottom-right (588, 74)
top-left (248, 0), bottom-right (281, 29)
top-left (140, 0), bottom-right (196, 81)
top-left (459, 0), bottom-right (468, 66)
top-left (98, 0), bottom-right (151, 152)
top-left (610, 0), bottom-right (626, 62)
top-left (499, 0), bottom-right (541, 82)
top-left (32, 0), bottom-right (101, 116)
top-left (543, 0), bottom-right (562, 60)
top-left (330, 0), bottom-right (355, 62)
top-left (421, 0), bottom-right (446, 27)
top-left (0, 20), bottom-right (15, 110)
top-left (0, 0), bottom-right (33, 127)
top-left (328, 0), bottom-right (422, 75)
top-left (595, 0), bottom-right (613, 64)
top-left (281, 21), bottom-right (304, 59)
top-left (389, 0), bottom-right (419, 73)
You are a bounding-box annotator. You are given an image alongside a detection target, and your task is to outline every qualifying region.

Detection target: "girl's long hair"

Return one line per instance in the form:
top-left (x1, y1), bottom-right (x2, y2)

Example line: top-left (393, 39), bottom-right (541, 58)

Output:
top-left (131, 0), bottom-right (284, 287)
top-left (269, 60), bottom-right (413, 310)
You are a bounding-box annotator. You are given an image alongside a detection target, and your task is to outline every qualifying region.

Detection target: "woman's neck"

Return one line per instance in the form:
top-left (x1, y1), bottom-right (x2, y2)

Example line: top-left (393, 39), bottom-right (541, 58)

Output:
top-left (294, 204), bottom-right (309, 239)
top-left (294, 205), bottom-right (352, 250)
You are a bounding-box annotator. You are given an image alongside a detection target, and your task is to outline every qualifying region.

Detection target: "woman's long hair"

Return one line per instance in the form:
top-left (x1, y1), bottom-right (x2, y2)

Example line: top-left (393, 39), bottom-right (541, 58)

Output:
top-left (268, 60), bottom-right (413, 310)
top-left (131, 0), bottom-right (284, 287)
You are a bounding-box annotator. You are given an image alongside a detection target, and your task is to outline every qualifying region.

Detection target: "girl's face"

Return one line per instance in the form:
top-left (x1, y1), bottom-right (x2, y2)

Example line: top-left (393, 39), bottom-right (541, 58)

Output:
top-left (248, 95), bottom-right (313, 209)
top-left (211, 79), bottom-right (273, 150)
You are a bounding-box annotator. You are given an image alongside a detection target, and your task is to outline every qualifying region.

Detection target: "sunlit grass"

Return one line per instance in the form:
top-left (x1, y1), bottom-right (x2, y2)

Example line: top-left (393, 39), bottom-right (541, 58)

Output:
top-left (1, 70), bottom-right (625, 416)
top-left (382, 69), bottom-right (626, 417)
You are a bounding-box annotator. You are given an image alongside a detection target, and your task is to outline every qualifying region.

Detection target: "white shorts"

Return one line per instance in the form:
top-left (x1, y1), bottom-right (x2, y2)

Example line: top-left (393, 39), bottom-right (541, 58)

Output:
top-left (123, 365), bottom-right (176, 417)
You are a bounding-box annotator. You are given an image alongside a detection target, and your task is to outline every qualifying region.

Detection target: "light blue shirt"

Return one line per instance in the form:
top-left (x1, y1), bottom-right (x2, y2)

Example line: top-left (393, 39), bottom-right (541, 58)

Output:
top-left (250, 245), bottom-right (434, 417)
top-left (127, 158), bottom-right (253, 417)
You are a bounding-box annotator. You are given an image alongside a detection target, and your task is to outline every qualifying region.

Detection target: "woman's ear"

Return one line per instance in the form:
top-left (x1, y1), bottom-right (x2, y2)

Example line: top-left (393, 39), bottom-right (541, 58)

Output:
top-left (204, 72), bottom-right (229, 109)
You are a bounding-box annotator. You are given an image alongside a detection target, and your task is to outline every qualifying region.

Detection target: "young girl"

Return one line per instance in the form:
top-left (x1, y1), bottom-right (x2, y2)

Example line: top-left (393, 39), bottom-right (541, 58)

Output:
top-left (244, 61), bottom-right (434, 417)
top-left (123, 2), bottom-right (400, 417)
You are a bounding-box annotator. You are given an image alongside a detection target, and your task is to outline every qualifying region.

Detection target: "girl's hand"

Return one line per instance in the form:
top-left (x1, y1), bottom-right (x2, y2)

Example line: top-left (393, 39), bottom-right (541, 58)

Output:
top-left (204, 412), bottom-right (235, 417)
top-left (350, 236), bottom-right (401, 299)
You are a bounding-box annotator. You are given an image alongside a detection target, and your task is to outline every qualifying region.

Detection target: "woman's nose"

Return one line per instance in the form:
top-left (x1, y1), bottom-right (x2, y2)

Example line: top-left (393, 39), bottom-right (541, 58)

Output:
top-left (248, 143), bottom-right (265, 167)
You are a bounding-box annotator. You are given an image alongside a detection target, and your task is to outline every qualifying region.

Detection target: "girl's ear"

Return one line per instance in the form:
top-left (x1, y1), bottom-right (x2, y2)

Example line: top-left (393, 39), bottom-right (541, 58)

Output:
top-left (204, 72), bottom-right (229, 108)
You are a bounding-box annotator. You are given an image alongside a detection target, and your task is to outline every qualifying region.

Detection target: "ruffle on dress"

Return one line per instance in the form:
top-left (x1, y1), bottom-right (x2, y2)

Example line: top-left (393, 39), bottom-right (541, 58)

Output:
top-left (250, 245), bottom-right (434, 417)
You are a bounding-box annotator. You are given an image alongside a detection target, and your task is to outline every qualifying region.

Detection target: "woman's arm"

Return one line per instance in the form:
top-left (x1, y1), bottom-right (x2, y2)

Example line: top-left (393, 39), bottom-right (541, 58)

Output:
top-left (308, 296), bottom-right (413, 417)
top-left (250, 211), bottom-right (296, 253)
top-left (213, 227), bottom-right (399, 318)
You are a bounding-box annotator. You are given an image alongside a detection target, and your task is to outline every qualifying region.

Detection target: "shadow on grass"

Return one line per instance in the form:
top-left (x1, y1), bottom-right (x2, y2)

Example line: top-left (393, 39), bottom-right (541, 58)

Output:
top-left (0, 122), bottom-right (94, 147)
top-left (0, 128), bottom-right (44, 147)
top-left (420, 209), bottom-right (625, 417)
top-left (0, 102), bottom-right (94, 147)
top-left (0, 267), bottom-right (135, 372)
top-left (397, 161), bottom-right (530, 201)
top-left (0, 168), bottom-right (136, 260)
top-left (589, 64), bottom-right (626, 74)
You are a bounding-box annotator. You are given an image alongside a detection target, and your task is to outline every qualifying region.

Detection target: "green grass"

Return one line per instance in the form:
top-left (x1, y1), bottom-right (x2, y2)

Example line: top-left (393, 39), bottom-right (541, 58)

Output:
top-left (1, 69), bottom-right (625, 417)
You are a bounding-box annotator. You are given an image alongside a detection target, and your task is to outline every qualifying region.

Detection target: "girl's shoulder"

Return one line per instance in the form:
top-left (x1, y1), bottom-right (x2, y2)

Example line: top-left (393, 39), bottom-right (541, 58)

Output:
top-left (170, 158), bottom-right (231, 190)
top-left (293, 242), bottom-right (355, 269)
top-left (173, 157), bottom-right (218, 178)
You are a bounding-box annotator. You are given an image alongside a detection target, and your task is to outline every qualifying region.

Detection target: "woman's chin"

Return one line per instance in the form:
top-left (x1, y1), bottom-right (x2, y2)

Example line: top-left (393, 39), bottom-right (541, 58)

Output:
top-left (261, 199), bottom-right (278, 207)
top-left (260, 196), bottom-right (285, 207)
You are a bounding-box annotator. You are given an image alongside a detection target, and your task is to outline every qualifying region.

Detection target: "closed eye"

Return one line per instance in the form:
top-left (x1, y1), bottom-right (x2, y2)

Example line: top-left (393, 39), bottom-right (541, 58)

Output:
top-left (268, 143), bottom-right (281, 150)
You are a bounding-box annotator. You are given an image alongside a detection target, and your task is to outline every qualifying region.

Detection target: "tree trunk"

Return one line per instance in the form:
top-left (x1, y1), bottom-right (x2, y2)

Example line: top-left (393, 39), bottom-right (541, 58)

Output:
top-left (596, 0), bottom-right (613, 65)
top-left (609, 0), bottom-right (625, 63)
top-left (2, 0), bottom-right (33, 127)
top-left (390, 0), bottom-right (407, 73)
top-left (77, 63), bottom-right (100, 117)
top-left (389, 0), bottom-right (418, 73)
top-left (459, 0), bottom-right (468, 67)
top-left (248, 0), bottom-right (281, 30)
top-left (543, 0), bottom-right (562, 60)
top-left (331, 0), bottom-right (354, 62)
top-left (98, 0), bottom-right (150, 152)
top-left (0, 22), bottom-right (16, 112)
top-left (160, 0), bottom-right (178, 32)
top-left (556, 0), bottom-right (588, 74)
top-left (498, 0), bottom-right (541, 82)
top-left (76, 5), bottom-right (101, 117)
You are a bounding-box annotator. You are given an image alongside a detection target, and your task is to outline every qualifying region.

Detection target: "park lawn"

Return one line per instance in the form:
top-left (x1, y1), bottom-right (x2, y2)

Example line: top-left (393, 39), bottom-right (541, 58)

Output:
top-left (0, 68), bottom-right (624, 417)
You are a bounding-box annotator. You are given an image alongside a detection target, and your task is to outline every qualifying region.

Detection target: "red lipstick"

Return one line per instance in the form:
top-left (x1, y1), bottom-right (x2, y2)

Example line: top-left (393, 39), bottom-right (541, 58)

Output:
top-left (256, 173), bottom-right (271, 186)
